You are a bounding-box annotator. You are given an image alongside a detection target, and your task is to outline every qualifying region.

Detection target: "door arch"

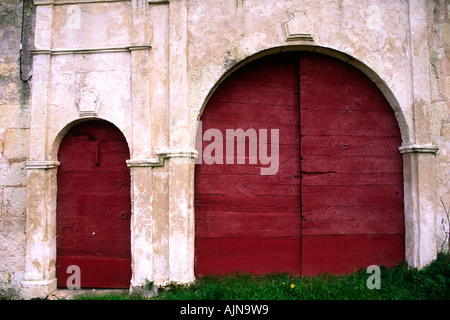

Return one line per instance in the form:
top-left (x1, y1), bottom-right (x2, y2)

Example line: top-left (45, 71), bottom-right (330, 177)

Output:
top-left (194, 52), bottom-right (405, 276)
top-left (56, 120), bottom-right (132, 288)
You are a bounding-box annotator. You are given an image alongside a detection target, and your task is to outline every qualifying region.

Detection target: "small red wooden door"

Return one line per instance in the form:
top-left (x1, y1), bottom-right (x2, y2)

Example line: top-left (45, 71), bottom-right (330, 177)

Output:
top-left (56, 120), bottom-right (131, 288)
top-left (195, 52), bottom-right (404, 276)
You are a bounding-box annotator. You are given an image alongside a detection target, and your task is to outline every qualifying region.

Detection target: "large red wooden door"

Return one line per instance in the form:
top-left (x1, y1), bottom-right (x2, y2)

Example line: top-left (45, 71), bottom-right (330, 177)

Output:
top-left (195, 52), bottom-right (404, 276)
top-left (56, 120), bottom-right (131, 288)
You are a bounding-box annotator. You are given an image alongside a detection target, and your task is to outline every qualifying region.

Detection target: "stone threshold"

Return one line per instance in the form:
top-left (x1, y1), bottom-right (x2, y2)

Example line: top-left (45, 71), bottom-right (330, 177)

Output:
top-left (47, 288), bottom-right (129, 300)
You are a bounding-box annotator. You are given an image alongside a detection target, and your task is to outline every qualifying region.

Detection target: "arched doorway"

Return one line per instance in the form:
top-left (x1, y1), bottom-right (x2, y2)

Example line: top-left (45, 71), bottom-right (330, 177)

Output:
top-left (56, 120), bottom-right (132, 288)
top-left (194, 52), bottom-right (405, 276)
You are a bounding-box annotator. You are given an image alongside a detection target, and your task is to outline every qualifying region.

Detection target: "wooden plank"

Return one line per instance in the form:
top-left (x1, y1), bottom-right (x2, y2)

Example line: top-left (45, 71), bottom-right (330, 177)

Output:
top-left (57, 234), bottom-right (131, 258)
top-left (199, 120), bottom-right (299, 138)
top-left (195, 211), bottom-right (301, 237)
top-left (57, 176), bottom-right (130, 195)
top-left (300, 82), bottom-right (393, 110)
top-left (301, 155), bottom-right (403, 174)
top-left (301, 172), bottom-right (403, 186)
top-left (301, 234), bottom-right (405, 276)
top-left (300, 110), bottom-right (401, 137)
top-left (301, 184), bottom-right (403, 208)
top-left (301, 136), bottom-right (402, 157)
top-left (301, 219), bottom-right (404, 236)
top-left (195, 171), bottom-right (300, 185)
top-left (302, 205), bottom-right (404, 222)
top-left (195, 194), bottom-right (301, 213)
top-left (299, 52), bottom-right (404, 276)
top-left (195, 173), bottom-right (300, 197)
top-left (200, 103), bottom-right (300, 124)
top-left (195, 237), bottom-right (301, 276)
top-left (209, 88), bottom-right (298, 106)
top-left (195, 53), bottom-right (301, 276)
top-left (56, 256), bottom-right (131, 288)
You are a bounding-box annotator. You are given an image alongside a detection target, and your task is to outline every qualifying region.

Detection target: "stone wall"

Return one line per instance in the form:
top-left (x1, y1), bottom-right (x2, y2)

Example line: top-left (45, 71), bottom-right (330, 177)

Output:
top-left (0, 0), bottom-right (34, 299)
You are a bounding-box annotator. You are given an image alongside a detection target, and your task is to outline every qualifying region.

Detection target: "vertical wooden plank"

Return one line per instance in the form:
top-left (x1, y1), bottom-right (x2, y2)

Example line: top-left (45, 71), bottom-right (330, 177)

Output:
top-left (195, 53), bottom-right (302, 276)
top-left (299, 53), bottom-right (404, 275)
top-left (298, 55), bottom-right (303, 276)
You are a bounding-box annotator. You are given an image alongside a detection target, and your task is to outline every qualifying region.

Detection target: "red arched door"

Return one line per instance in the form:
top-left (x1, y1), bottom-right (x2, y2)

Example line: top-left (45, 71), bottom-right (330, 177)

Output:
top-left (56, 120), bottom-right (131, 288)
top-left (195, 52), bottom-right (404, 276)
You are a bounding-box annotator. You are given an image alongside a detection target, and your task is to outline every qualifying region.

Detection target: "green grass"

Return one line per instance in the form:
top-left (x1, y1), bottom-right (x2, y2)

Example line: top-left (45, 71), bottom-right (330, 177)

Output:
top-left (73, 253), bottom-right (450, 300)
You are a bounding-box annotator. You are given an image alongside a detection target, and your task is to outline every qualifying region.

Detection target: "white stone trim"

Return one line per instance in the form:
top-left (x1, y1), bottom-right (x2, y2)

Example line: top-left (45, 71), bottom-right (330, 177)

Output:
top-left (282, 10), bottom-right (314, 42)
top-left (148, 0), bottom-right (169, 4)
top-left (126, 150), bottom-right (198, 168)
top-left (159, 149), bottom-right (198, 159)
top-left (33, 0), bottom-right (129, 5)
top-left (126, 157), bottom-right (165, 168)
top-left (31, 45), bottom-right (151, 56)
top-left (399, 144), bottom-right (439, 154)
top-left (21, 279), bottom-right (57, 300)
top-left (25, 160), bottom-right (60, 170)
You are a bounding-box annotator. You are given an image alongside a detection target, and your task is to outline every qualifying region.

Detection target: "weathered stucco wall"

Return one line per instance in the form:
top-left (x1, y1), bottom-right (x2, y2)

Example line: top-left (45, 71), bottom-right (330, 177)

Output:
top-left (187, 0), bottom-right (412, 131)
top-left (428, 0), bottom-right (450, 252)
top-left (0, 0), bottom-right (448, 299)
top-left (0, 0), bottom-right (34, 299)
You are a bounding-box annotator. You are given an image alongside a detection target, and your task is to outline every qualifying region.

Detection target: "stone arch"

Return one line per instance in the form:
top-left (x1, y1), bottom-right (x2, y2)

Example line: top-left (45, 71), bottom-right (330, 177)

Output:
top-left (50, 117), bottom-right (132, 162)
top-left (195, 45), bottom-right (411, 147)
